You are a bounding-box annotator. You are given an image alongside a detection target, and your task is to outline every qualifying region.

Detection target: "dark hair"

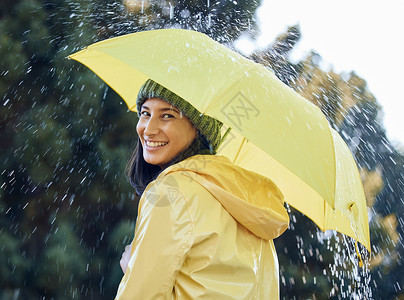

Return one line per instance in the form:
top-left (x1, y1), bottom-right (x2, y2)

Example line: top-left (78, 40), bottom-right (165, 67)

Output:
top-left (125, 139), bottom-right (161, 196)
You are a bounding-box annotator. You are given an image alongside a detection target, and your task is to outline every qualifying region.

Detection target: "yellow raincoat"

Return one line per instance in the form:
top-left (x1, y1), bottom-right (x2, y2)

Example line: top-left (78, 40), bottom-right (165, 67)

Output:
top-left (115, 155), bottom-right (289, 299)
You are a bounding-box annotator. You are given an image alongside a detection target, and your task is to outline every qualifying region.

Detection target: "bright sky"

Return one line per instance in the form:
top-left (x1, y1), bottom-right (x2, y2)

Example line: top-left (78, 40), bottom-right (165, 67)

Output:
top-left (235, 0), bottom-right (404, 146)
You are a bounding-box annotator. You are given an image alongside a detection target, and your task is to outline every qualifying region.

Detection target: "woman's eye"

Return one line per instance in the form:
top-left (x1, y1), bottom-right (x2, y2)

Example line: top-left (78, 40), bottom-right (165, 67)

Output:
top-left (140, 111), bottom-right (150, 117)
top-left (162, 114), bottom-right (175, 119)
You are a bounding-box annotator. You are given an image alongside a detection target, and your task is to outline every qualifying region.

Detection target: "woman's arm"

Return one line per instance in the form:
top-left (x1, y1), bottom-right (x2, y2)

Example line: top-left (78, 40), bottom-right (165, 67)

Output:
top-left (115, 175), bottom-right (194, 299)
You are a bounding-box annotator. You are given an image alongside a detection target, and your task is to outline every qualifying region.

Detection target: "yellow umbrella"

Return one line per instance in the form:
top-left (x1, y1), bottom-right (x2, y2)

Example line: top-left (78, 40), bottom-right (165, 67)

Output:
top-left (68, 29), bottom-right (370, 252)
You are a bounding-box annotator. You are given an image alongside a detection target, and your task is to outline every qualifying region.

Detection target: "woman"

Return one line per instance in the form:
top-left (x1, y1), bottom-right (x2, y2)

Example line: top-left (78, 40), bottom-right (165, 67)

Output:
top-left (116, 79), bottom-right (289, 299)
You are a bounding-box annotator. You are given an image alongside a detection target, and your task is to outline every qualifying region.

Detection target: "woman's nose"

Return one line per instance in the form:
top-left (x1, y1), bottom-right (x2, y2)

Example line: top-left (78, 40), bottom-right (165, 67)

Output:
top-left (143, 117), bottom-right (160, 136)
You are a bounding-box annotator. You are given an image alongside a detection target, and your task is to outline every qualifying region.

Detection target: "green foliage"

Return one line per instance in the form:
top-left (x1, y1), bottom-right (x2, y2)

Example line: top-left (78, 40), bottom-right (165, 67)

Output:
top-left (88, 0), bottom-right (260, 42)
top-left (0, 229), bottom-right (28, 288)
top-left (0, 0), bottom-right (262, 298)
top-left (15, 105), bottom-right (73, 184)
top-left (35, 221), bottom-right (87, 299)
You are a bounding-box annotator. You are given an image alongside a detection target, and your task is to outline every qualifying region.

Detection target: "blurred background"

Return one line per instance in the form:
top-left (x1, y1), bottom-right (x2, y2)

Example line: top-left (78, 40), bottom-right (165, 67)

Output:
top-left (0, 0), bottom-right (403, 299)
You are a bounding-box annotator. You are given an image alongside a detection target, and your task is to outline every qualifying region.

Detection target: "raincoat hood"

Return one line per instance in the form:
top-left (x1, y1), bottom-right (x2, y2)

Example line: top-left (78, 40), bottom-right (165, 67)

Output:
top-left (161, 155), bottom-right (289, 240)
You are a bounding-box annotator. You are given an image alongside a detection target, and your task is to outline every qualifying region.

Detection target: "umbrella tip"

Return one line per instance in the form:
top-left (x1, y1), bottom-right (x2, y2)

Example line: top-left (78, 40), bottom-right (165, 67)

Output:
top-left (355, 241), bottom-right (364, 268)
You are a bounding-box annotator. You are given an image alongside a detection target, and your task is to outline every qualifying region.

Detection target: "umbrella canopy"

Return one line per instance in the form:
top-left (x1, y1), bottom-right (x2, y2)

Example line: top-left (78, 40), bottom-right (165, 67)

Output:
top-left (69, 29), bottom-right (370, 251)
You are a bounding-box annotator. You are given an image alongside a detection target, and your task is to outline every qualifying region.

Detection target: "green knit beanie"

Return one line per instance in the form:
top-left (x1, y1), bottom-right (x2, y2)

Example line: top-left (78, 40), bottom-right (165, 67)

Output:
top-left (137, 79), bottom-right (223, 151)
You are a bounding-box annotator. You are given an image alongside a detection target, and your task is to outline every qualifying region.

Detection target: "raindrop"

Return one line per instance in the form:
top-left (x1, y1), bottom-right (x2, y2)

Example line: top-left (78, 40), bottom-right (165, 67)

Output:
top-left (180, 9), bottom-right (190, 19)
top-left (169, 3), bottom-right (174, 19)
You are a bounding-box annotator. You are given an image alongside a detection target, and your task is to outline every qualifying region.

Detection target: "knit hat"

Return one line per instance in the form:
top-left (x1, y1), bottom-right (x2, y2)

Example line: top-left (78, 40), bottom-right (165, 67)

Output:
top-left (137, 79), bottom-right (223, 151)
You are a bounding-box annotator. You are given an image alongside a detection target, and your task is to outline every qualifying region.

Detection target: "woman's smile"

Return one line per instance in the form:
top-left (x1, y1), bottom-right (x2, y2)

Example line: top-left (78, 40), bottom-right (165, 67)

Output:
top-left (145, 140), bottom-right (169, 148)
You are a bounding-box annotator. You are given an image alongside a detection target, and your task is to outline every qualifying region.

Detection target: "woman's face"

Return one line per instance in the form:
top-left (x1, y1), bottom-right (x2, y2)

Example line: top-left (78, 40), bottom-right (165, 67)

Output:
top-left (137, 98), bottom-right (197, 168)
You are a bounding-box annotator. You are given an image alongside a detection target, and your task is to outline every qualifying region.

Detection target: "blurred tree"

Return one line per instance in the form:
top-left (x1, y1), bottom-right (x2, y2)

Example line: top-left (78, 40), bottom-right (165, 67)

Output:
top-left (252, 25), bottom-right (403, 299)
top-left (251, 24), bottom-right (301, 85)
top-left (0, 0), bottom-right (263, 298)
top-left (340, 101), bottom-right (404, 298)
top-left (35, 221), bottom-right (87, 299)
top-left (1, 0), bottom-right (137, 298)
top-left (90, 0), bottom-right (260, 42)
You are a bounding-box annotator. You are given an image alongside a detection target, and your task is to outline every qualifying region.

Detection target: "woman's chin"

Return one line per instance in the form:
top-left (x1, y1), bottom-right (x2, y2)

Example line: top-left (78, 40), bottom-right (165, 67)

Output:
top-left (144, 154), bottom-right (170, 167)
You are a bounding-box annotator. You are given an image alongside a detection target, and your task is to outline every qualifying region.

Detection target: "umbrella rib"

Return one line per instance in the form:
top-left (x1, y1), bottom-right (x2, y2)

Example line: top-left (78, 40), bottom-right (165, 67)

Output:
top-left (233, 138), bottom-right (246, 164)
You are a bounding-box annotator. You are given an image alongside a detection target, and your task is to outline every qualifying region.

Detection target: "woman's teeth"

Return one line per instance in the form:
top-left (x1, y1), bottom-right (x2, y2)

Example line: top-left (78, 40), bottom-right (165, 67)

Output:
top-left (146, 141), bottom-right (168, 148)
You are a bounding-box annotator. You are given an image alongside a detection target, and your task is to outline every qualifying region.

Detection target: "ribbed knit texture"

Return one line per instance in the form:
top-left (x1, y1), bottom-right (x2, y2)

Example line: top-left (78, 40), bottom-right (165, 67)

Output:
top-left (137, 79), bottom-right (223, 151)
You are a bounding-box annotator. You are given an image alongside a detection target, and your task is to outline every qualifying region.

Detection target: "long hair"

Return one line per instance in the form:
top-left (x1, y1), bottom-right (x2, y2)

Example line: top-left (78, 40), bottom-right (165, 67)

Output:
top-left (125, 138), bottom-right (161, 196)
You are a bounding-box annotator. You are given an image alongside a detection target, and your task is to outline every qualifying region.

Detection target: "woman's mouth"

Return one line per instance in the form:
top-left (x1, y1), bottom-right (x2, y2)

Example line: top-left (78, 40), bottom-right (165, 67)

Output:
top-left (145, 140), bottom-right (168, 148)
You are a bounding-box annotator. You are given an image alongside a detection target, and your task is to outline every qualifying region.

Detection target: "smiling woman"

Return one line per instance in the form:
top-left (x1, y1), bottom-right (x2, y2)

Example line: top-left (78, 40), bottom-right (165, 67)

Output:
top-left (117, 79), bottom-right (289, 299)
top-left (126, 79), bottom-right (222, 196)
